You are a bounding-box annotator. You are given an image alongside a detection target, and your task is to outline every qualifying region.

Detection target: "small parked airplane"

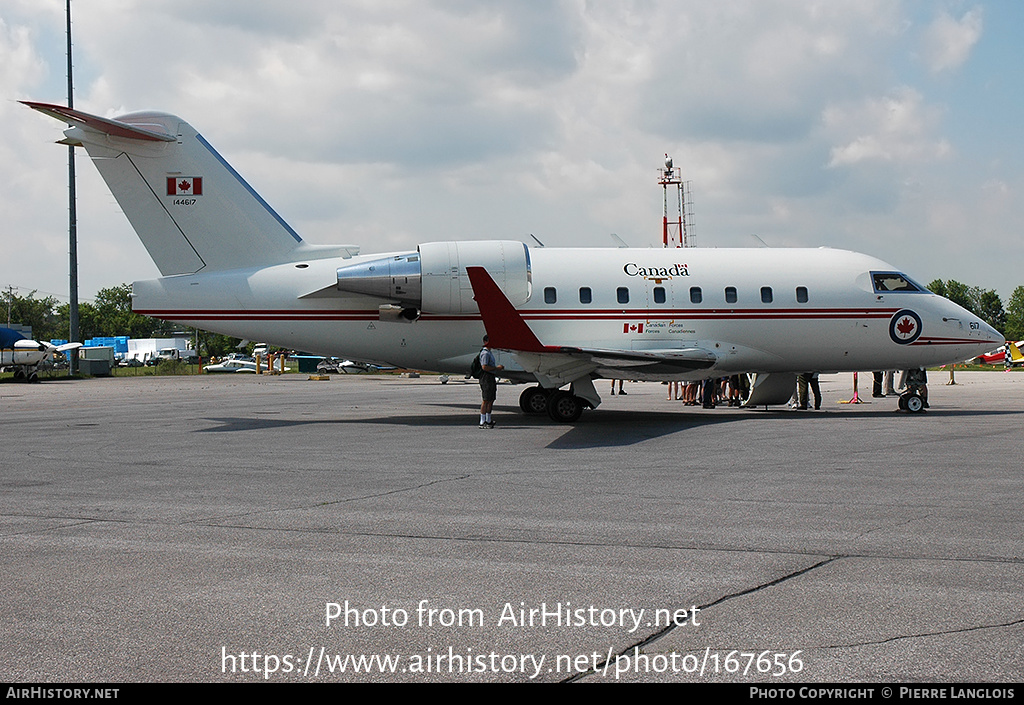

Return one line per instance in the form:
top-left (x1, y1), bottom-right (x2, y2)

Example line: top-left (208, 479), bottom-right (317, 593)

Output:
top-left (1, 327), bottom-right (81, 382)
top-left (974, 341), bottom-right (1023, 366)
top-left (23, 101), bottom-right (1004, 417)
top-left (202, 358), bottom-right (258, 374)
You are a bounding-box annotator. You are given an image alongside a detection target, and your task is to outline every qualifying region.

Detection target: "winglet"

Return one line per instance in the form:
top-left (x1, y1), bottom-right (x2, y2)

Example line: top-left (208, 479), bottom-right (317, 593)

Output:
top-left (466, 266), bottom-right (554, 353)
top-left (21, 101), bottom-right (176, 142)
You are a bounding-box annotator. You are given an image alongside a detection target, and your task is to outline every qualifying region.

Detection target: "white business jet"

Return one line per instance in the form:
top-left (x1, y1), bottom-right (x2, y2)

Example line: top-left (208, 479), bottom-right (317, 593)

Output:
top-left (24, 102), bottom-right (1003, 419)
top-left (1, 327), bottom-right (81, 382)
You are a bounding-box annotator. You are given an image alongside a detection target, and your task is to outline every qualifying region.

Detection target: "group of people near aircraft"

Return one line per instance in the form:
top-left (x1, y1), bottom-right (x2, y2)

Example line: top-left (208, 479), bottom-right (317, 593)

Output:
top-left (664, 377), bottom-right (747, 408)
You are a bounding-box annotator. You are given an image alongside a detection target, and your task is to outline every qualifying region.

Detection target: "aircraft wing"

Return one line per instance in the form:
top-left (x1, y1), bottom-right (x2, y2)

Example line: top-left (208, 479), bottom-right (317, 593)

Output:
top-left (465, 266), bottom-right (716, 387)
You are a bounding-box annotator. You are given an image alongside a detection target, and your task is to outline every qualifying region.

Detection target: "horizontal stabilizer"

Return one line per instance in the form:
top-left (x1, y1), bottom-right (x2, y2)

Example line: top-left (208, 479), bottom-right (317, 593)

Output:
top-left (21, 101), bottom-right (176, 142)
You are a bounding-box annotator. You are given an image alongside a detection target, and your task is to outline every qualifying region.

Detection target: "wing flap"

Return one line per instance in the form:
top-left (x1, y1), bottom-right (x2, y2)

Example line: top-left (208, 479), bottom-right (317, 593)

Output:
top-left (514, 351), bottom-right (599, 387)
top-left (582, 346), bottom-right (717, 369)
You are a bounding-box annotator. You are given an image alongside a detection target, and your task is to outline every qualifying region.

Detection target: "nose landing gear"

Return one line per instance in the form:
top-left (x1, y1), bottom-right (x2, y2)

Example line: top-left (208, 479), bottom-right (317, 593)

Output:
top-left (898, 392), bottom-right (925, 413)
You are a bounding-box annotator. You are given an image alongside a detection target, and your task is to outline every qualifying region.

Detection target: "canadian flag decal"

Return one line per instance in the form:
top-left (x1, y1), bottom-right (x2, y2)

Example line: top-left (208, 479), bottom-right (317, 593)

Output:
top-left (623, 323), bottom-right (644, 333)
top-left (167, 177), bottom-right (203, 196)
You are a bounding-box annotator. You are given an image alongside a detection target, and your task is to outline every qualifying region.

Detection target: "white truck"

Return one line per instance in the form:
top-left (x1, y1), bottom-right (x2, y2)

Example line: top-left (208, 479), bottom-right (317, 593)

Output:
top-left (126, 338), bottom-right (196, 366)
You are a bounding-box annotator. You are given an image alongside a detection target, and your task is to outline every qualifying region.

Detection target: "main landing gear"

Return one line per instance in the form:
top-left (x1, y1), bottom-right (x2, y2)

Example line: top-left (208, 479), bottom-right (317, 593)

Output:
top-left (11, 368), bottom-right (40, 383)
top-left (519, 386), bottom-right (550, 415)
top-left (545, 390), bottom-right (585, 423)
top-left (518, 386), bottom-right (590, 423)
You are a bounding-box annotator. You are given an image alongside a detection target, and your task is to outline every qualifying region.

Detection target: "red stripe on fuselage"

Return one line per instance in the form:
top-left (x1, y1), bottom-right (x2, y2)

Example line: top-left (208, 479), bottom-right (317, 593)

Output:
top-left (135, 307), bottom-right (900, 322)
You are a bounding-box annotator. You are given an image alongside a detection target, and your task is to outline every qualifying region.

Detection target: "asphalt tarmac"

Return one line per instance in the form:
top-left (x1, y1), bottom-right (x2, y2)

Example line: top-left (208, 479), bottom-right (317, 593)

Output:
top-left (1, 370), bottom-right (1021, 682)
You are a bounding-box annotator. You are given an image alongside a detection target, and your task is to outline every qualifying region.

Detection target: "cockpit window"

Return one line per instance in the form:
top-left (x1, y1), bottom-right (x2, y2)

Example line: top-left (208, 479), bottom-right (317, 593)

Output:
top-left (871, 272), bottom-right (924, 293)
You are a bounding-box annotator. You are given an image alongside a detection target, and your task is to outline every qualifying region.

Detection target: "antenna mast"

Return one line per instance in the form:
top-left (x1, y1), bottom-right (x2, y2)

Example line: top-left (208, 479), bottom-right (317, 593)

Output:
top-left (658, 154), bottom-right (695, 248)
top-left (66, 0), bottom-right (79, 369)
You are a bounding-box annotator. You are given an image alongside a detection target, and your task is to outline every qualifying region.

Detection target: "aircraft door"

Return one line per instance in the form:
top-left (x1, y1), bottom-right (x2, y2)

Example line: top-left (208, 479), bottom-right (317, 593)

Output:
top-left (645, 279), bottom-right (674, 308)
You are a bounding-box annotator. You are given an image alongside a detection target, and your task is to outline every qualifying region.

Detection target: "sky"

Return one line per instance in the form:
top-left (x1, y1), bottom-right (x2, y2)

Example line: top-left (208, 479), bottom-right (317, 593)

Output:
top-left (2, 0), bottom-right (1022, 307)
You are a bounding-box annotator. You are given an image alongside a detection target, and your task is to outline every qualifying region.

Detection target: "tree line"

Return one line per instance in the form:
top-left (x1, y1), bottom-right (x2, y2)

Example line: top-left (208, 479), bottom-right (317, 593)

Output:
top-left (3, 284), bottom-right (242, 359)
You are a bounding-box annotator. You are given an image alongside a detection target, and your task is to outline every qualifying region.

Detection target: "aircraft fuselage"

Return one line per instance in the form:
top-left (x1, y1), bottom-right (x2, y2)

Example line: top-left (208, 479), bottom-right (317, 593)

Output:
top-left (132, 244), bottom-right (1001, 380)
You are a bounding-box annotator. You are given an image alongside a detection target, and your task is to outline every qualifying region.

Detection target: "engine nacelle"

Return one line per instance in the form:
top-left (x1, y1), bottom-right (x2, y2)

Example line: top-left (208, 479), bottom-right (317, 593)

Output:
top-left (337, 240), bottom-right (531, 315)
top-left (12, 339), bottom-right (47, 365)
top-left (419, 241), bottom-right (531, 314)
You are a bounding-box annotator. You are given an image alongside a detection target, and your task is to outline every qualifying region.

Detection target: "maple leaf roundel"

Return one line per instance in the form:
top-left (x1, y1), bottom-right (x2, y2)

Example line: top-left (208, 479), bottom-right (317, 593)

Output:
top-left (889, 309), bottom-right (923, 345)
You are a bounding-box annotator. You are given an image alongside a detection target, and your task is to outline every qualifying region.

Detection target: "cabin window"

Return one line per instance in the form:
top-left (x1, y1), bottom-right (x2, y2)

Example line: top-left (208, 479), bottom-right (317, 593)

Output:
top-left (653, 287), bottom-right (666, 304)
top-left (690, 287), bottom-right (702, 304)
top-left (579, 287), bottom-right (592, 304)
top-left (796, 286), bottom-right (809, 303)
top-left (617, 287), bottom-right (630, 304)
top-left (725, 287), bottom-right (737, 304)
top-left (544, 287), bottom-right (557, 304)
top-left (761, 287), bottom-right (773, 304)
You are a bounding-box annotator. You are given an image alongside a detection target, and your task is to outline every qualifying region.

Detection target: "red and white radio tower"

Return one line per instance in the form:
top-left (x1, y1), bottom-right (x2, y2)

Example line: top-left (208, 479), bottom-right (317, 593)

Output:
top-left (658, 154), bottom-right (695, 248)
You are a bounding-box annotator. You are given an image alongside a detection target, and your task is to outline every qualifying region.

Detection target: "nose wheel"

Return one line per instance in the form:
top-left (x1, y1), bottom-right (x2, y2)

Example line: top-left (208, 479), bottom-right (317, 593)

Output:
top-left (898, 392), bottom-right (925, 413)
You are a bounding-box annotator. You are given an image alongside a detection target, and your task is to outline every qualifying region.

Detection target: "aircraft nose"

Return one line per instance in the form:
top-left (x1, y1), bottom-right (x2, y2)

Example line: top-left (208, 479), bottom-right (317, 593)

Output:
top-left (962, 319), bottom-right (1003, 358)
top-left (935, 300), bottom-right (1003, 355)
top-left (978, 321), bottom-right (1003, 346)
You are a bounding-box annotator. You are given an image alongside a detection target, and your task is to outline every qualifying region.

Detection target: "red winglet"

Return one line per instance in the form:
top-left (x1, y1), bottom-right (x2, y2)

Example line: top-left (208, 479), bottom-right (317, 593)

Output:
top-left (466, 266), bottom-right (554, 353)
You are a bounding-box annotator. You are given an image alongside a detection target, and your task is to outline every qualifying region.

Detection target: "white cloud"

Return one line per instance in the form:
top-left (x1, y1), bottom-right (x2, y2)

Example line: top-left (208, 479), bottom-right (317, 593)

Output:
top-left (825, 88), bottom-right (952, 167)
top-left (0, 16), bottom-right (47, 96)
top-left (920, 8), bottom-right (983, 73)
top-left (3, 1), bottom-right (1022, 302)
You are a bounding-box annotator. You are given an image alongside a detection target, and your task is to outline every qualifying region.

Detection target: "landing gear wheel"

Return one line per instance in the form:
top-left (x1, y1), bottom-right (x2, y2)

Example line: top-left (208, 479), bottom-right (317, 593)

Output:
top-left (519, 386), bottom-right (549, 415)
top-left (27, 371), bottom-right (39, 383)
top-left (546, 390), bottom-right (584, 423)
top-left (898, 394), bottom-right (908, 411)
top-left (904, 393), bottom-right (924, 413)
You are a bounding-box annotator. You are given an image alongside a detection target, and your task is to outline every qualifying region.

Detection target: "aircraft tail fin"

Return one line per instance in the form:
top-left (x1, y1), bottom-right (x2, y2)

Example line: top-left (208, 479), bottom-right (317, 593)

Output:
top-left (1, 327), bottom-right (27, 348)
top-left (23, 101), bottom-right (354, 275)
top-left (1009, 341), bottom-right (1023, 363)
